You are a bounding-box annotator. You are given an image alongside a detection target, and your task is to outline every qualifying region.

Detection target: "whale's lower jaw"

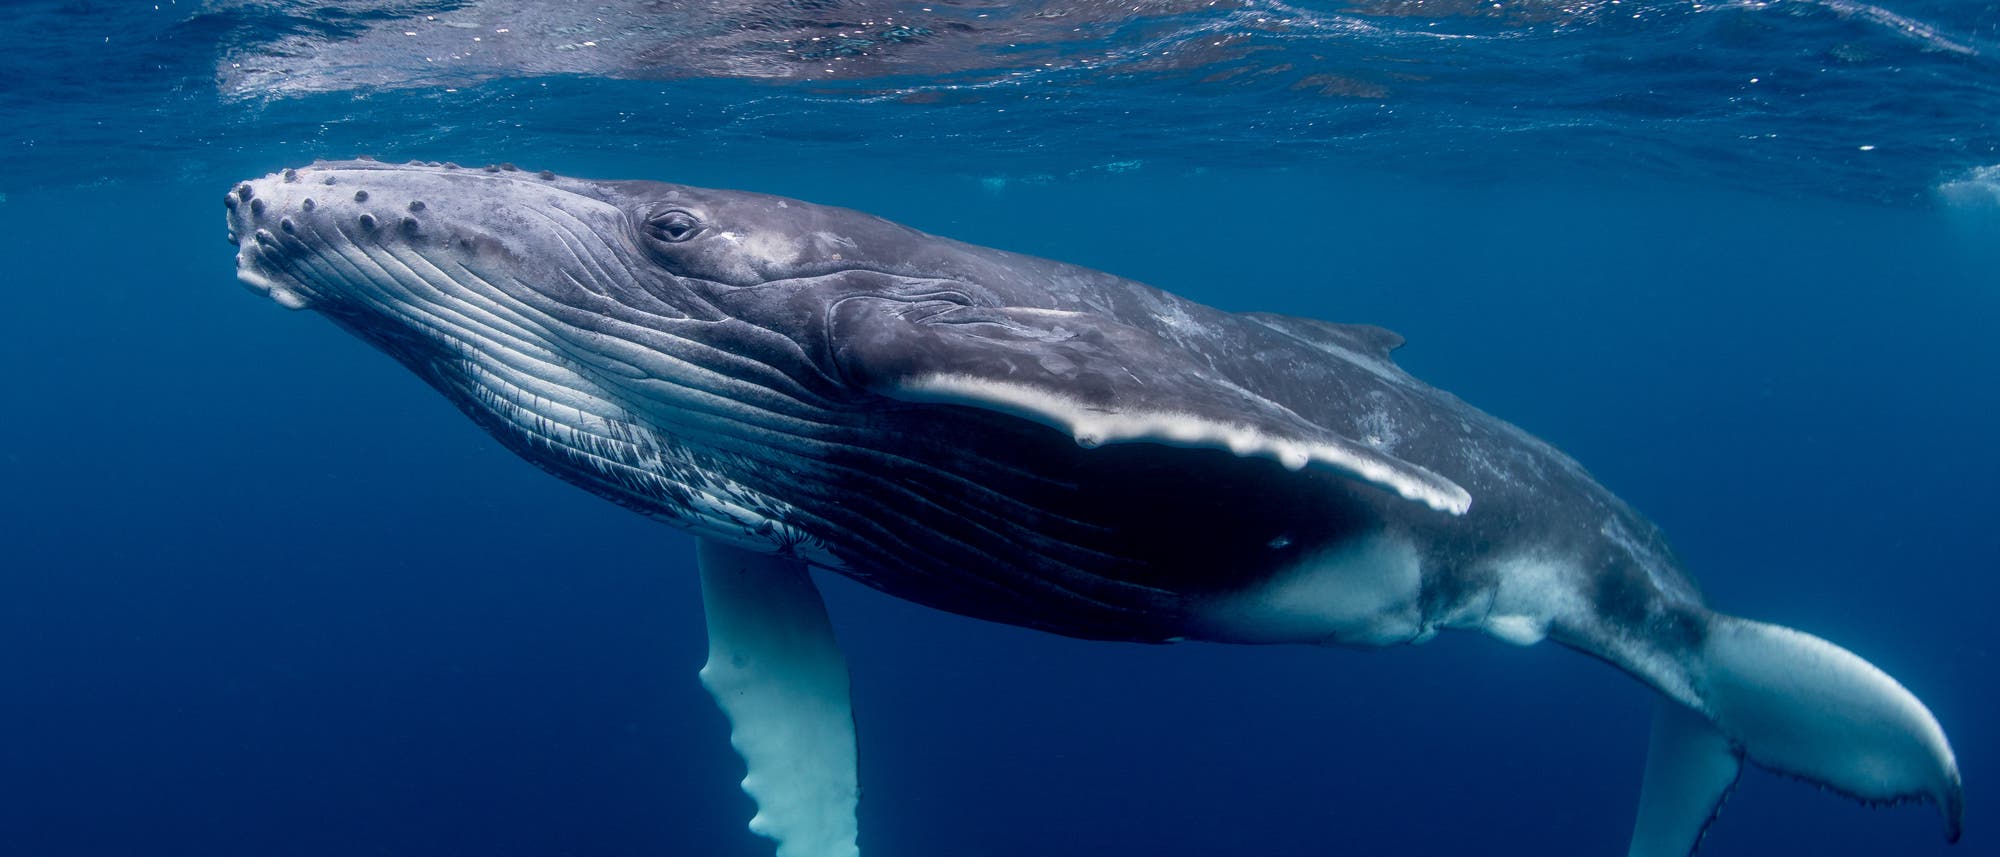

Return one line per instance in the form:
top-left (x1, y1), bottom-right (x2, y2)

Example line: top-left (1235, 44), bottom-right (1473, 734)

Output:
top-left (235, 266), bottom-right (313, 309)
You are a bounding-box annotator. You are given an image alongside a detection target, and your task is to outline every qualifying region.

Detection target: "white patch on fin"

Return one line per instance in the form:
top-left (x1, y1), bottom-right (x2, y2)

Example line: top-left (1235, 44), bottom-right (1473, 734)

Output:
top-left (896, 372), bottom-right (1472, 515)
top-left (696, 539), bottom-right (860, 857)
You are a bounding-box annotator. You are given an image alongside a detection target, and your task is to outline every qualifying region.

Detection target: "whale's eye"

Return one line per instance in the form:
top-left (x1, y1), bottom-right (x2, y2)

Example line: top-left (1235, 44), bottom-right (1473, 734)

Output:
top-left (646, 210), bottom-right (701, 243)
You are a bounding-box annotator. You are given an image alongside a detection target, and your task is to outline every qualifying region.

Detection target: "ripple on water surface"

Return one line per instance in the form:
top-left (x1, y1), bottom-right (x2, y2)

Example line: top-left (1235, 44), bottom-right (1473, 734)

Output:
top-left (0, 0), bottom-right (1994, 201)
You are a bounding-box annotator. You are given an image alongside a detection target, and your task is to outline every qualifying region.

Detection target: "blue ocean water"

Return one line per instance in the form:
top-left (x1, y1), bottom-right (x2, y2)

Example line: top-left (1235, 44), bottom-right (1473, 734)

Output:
top-left (1, 1), bottom-right (1996, 855)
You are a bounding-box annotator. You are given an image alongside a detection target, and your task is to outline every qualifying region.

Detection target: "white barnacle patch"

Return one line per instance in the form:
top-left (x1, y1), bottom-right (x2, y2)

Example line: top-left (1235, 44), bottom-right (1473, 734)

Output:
top-left (895, 372), bottom-right (1472, 514)
top-left (1201, 534), bottom-right (1427, 646)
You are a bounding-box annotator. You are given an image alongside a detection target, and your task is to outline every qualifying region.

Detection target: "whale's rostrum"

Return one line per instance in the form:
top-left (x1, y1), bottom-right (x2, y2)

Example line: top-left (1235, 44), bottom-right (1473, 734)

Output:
top-left (226, 160), bottom-right (1962, 857)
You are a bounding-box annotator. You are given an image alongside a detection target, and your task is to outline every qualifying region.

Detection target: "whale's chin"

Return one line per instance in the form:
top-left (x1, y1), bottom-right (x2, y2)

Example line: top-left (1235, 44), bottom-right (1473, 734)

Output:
top-left (235, 266), bottom-right (314, 310)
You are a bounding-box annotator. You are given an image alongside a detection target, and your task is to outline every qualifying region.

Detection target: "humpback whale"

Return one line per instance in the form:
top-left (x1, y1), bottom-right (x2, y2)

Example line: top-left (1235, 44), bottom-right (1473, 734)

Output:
top-left (226, 159), bottom-right (1962, 857)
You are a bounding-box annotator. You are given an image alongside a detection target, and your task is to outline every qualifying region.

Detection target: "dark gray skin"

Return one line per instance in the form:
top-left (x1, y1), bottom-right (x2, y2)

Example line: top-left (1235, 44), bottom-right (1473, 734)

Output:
top-left (225, 160), bottom-right (1960, 853)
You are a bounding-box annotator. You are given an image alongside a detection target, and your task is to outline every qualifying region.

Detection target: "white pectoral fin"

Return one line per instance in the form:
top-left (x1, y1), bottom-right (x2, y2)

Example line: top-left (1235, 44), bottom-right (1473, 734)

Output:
top-left (696, 539), bottom-right (860, 857)
top-left (1628, 699), bottom-right (1741, 857)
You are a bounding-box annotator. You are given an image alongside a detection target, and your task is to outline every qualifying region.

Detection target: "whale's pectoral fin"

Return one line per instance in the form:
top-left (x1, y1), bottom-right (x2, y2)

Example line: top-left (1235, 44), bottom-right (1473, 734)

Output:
top-left (696, 539), bottom-right (860, 857)
top-left (1622, 614), bottom-right (1962, 857)
top-left (829, 297), bottom-right (1470, 515)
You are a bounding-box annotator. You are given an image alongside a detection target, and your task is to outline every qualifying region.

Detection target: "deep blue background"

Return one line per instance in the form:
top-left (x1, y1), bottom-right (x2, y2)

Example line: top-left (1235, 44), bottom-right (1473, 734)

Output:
top-left (0, 156), bottom-right (1992, 856)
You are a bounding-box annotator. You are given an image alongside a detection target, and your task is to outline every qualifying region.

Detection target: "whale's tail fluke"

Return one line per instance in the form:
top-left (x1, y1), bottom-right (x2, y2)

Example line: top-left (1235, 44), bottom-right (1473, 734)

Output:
top-left (1627, 615), bottom-right (1962, 857)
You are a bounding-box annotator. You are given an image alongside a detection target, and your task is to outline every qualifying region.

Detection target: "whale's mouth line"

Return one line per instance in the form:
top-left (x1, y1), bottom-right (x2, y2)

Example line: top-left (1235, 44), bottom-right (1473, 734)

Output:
top-left (234, 265), bottom-right (277, 294)
top-left (236, 245), bottom-right (319, 310)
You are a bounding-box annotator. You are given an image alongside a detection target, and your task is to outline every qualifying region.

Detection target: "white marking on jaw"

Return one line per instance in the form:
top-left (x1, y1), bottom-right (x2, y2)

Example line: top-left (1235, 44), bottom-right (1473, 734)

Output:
top-left (1202, 534), bottom-right (1426, 646)
top-left (896, 372), bottom-right (1472, 515)
top-left (236, 264), bottom-right (312, 309)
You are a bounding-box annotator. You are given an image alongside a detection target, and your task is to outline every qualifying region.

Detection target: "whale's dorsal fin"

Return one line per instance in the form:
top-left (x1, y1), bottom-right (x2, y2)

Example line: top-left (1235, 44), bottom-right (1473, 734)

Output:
top-left (830, 298), bottom-right (1469, 515)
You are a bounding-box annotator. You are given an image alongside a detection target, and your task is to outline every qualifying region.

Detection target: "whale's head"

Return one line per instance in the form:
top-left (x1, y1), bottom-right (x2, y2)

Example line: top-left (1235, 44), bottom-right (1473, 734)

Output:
top-left (227, 158), bottom-right (960, 318)
top-left (224, 159), bottom-right (995, 519)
